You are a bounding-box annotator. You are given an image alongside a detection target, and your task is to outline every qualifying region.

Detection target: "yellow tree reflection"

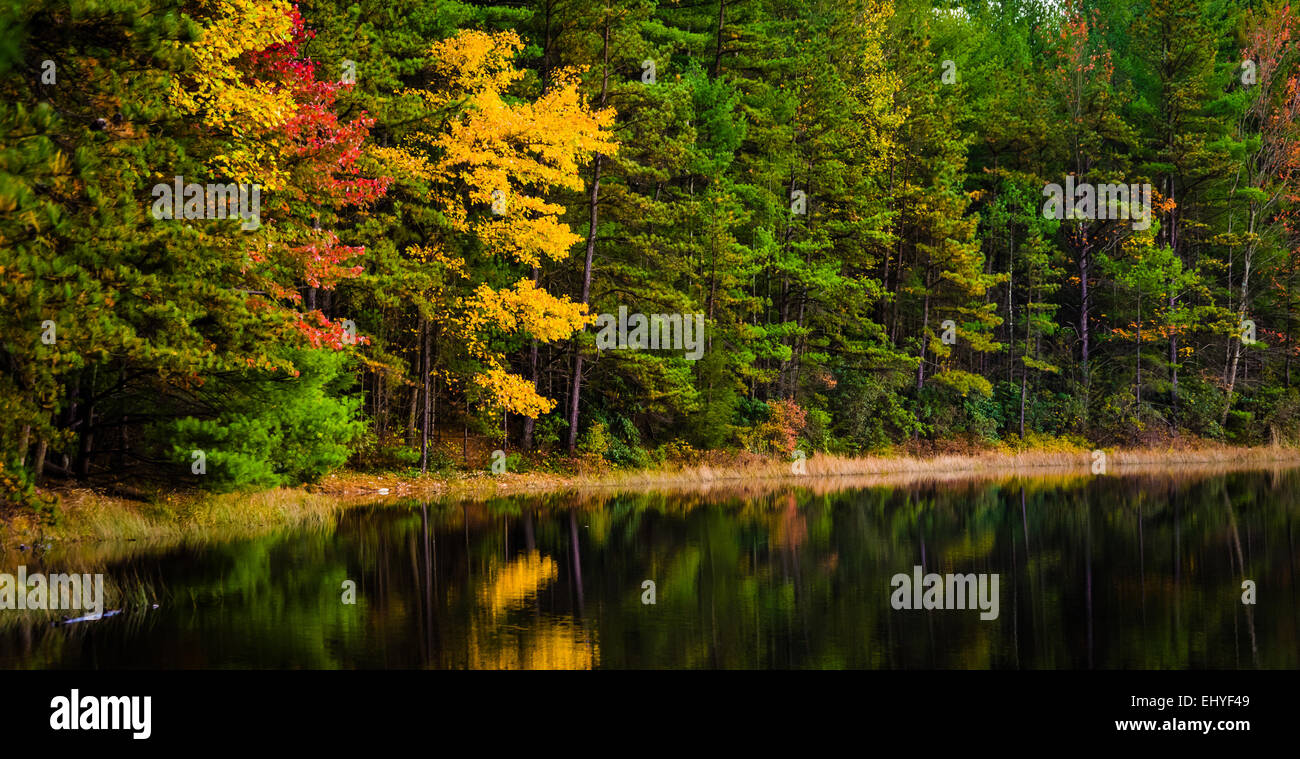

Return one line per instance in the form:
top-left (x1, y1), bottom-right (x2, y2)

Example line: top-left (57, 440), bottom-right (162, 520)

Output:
top-left (469, 551), bottom-right (599, 669)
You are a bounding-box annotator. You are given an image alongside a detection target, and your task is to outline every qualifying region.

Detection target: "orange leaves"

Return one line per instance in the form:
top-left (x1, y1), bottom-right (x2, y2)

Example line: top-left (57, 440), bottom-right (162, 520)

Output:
top-left (294, 310), bottom-right (368, 351)
top-left (744, 399), bottom-right (807, 457)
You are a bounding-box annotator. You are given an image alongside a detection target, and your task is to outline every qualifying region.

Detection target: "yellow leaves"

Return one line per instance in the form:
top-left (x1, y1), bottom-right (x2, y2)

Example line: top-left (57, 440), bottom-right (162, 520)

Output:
top-left (435, 276), bottom-right (591, 417)
top-left (389, 29), bottom-right (621, 418)
top-left (369, 146), bottom-right (437, 183)
top-left (477, 212), bottom-right (582, 267)
top-left (474, 364), bottom-right (556, 417)
top-left (463, 277), bottom-right (592, 342)
top-left (403, 35), bottom-right (620, 240)
top-left (404, 32), bottom-right (619, 267)
top-left (427, 29), bottom-right (526, 99)
top-left (170, 0), bottom-right (298, 188)
top-left (432, 71), bottom-right (617, 196)
top-left (404, 243), bottom-right (466, 278)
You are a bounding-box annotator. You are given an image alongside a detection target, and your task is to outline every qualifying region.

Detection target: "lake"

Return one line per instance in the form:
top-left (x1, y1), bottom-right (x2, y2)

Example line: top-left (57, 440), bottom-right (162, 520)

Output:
top-left (3, 467), bottom-right (1297, 669)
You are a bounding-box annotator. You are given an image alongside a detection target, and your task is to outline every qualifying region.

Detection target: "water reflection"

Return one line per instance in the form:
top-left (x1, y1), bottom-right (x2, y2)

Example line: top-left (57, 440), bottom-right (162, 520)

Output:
top-left (2, 467), bottom-right (1298, 669)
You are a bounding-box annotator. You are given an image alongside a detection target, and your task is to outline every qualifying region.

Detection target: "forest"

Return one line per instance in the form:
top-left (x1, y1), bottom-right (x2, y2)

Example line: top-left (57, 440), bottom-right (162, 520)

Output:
top-left (4, 0), bottom-right (1300, 501)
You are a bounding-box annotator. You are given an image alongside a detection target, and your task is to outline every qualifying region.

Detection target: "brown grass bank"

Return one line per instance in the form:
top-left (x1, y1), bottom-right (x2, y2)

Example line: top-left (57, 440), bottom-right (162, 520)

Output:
top-left (4, 443), bottom-right (1300, 551)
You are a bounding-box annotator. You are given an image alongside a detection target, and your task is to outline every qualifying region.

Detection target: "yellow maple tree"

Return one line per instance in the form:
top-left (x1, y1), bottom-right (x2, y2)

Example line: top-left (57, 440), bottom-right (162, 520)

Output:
top-left (373, 29), bottom-right (618, 417)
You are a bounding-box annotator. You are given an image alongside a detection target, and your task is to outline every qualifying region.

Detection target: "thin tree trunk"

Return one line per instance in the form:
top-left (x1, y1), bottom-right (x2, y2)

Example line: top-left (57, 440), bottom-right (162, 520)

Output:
top-left (407, 364), bottom-right (419, 448)
top-left (1287, 264), bottom-right (1294, 388)
top-left (420, 317), bottom-right (432, 473)
top-left (33, 439), bottom-right (47, 486)
top-left (1079, 235), bottom-right (1091, 391)
top-left (1019, 364), bottom-right (1028, 439)
top-left (567, 17), bottom-right (610, 454)
top-left (62, 378), bottom-right (78, 473)
top-left (524, 266), bottom-right (540, 449)
top-left (712, 0), bottom-right (727, 78)
top-left (1136, 293), bottom-right (1142, 406)
top-left (1169, 289), bottom-right (1178, 417)
top-left (916, 264), bottom-right (932, 392)
top-left (1223, 235), bottom-right (1258, 425)
top-left (77, 376), bottom-right (95, 478)
top-left (1020, 284), bottom-right (1032, 439)
top-left (17, 425), bottom-right (29, 468)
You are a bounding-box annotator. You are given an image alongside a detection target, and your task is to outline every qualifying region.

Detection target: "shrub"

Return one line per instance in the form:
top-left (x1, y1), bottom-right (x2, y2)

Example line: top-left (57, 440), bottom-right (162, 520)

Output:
top-left (658, 438), bottom-right (701, 465)
top-left (578, 420), bottom-right (611, 457)
top-left (150, 348), bottom-right (363, 491)
top-left (740, 399), bottom-right (807, 456)
top-left (531, 414), bottom-right (567, 450)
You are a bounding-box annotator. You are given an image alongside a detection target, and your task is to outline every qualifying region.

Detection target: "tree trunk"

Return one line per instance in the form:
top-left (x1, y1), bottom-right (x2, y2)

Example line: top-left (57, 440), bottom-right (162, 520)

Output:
top-left (567, 18), bottom-right (610, 454)
top-left (420, 317), bottom-right (432, 474)
top-left (1079, 236), bottom-right (1091, 391)
top-left (1284, 263), bottom-right (1294, 387)
top-left (1020, 284), bottom-right (1032, 439)
top-left (1019, 364), bottom-right (1028, 439)
top-left (407, 364), bottom-right (419, 448)
top-left (916, 264), bottom-right (932, 392)
top-left (712, 0), bottom-right (727, 78)
top-left (1169, 289), bottom-right (1178, 417)
top-left (1135, 293), bottom-right (1142, 406)
top-left (1223, 236), bottom-right (1258, 425)
top-left (17, 425), bottom-right (29, 468)
top-left (77, 376), bottom-right (95, 478)
top-left (523, 266), bottom-right (540, 449)
top-left (62, 377), bottom-right (78, 474)
top-left (33, 439), bottom-right (47, 486)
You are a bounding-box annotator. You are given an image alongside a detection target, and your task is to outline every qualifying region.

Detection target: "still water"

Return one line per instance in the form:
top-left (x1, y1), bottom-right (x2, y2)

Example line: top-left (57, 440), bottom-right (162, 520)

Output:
top-left (3, 468), bottom-right (1298, 669)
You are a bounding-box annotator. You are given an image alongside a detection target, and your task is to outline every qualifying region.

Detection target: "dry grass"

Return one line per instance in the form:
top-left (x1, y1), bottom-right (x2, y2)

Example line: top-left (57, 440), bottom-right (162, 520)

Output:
top-left (311, 442), bottom-right (1300, 505)
top-left (6, 443), bottom-right (1300, 551)
top-left (554, 444), bottom-right (1300, 498)
top-left (1, 487), bottom-right (351, 553)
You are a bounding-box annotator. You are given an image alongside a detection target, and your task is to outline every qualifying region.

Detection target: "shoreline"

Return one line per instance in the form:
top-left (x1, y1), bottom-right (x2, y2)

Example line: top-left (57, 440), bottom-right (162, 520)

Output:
top-left (5, 443), bottom-right (1300, 550)
top-left (315, 444), bottom-right (1300, 496)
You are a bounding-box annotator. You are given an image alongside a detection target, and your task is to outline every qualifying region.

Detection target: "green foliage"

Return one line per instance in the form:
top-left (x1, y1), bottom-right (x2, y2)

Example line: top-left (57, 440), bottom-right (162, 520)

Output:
top-left (8, 0), bottom-right (1300, 504)
top-left (578, 420), bottom-right (612, 458)
top-left (153, 349), bottom-right (363, 491)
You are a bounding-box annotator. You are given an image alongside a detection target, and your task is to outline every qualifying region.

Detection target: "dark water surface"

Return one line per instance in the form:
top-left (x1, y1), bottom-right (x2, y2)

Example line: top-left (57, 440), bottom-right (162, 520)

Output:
top-left (3, 468), bottom-right (1299, 669)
